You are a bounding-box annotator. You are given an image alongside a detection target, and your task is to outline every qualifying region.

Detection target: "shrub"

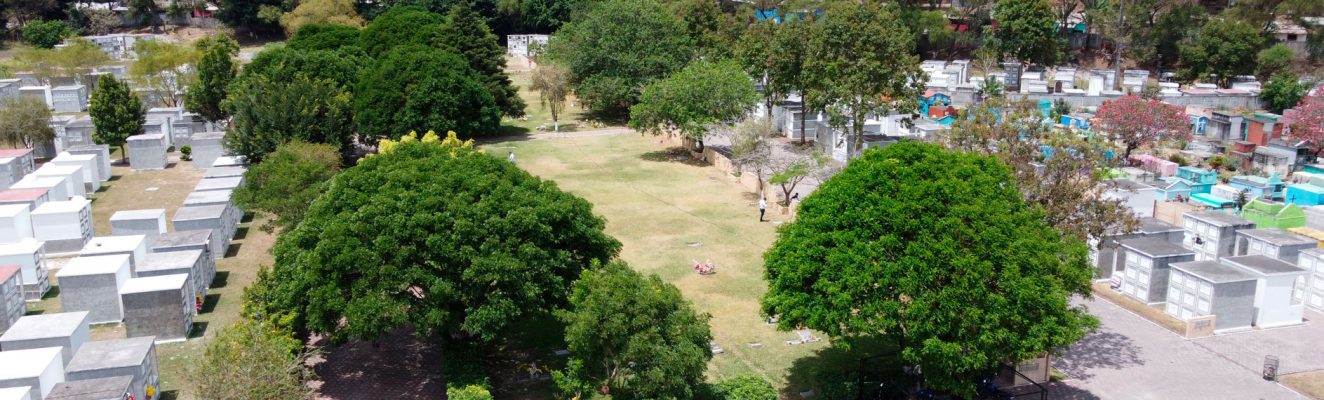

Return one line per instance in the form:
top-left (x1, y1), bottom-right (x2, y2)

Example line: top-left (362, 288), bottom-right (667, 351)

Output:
top-left (711, 375), bottom-right (778, 400)
top-left (1168, 153), bottom-right (1188, 166)
top-left (22, 20), bottom-right (69, 49)
top-left (180, 145), bottom-right (193, 161)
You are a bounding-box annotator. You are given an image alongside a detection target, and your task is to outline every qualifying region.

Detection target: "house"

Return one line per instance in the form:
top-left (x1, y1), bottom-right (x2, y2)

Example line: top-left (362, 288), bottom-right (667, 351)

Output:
top-left (1296, 248), bottom-right (1324, 311)
top-left (1182, 211), bottom-right (1256, 260)
top-left (1117, 238), bottom-right (1196, 304)
top-left (1272, 19), bottom-right (1311, 56)
top-left (1222, 255), bottom-right (1308, 328)
top-left (1103, 179), bottom-right (1160, 217)
top-left (1206, 111), bottom-right (1246, 142)
top-left (1167, 260), bottom-right (1259, 332)
top-left (1240, 199), bottom-right (1306, 229)
top-left (1174, 166), bottom-right (1218, 194)
top-left (1234, 228), bottom-right (1316, 265)
top-left (1228, 172), bottom-right (1285, 200)
top-left (1092, 217), bottom-right (1184, 281)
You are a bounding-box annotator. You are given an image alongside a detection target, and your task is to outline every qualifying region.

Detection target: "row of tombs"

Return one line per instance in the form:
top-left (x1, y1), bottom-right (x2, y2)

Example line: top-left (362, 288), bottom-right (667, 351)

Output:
top-left (0, 149), bottom-right (247, 400)
top-left (1095, 210), bottom-right (1324, 334)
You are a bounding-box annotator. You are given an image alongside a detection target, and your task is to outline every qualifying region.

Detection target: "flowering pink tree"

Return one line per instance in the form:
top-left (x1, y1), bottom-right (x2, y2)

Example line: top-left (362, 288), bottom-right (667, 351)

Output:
top-left (1095, 96), bottom-right (1191, 160)
top-left (1287, 91), bottom-right (1324, 156)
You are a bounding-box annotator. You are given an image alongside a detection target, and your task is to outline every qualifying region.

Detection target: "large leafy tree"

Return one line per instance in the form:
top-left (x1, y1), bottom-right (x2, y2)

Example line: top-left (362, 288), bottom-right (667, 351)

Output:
top-left (21, 19), bottom-right (68, 48)
top-left (556, 261), bottom-right (711, 400)
top-left (808, 2), bottom-right (924, 158)
top-left (190, 318), bottom-right (314, 400)
top-left (88, 74), bottom-right (145, 162)
top-left (130, 39), bottom-right (201, 107)
top-left (233, 141), bottom-right (342, 232)
top-left (286, 23), bottom-right (364, 54)
top-left (1288, 92), bottom-right (1324, 156)
top-left (243, 45), bottom-right (364, 91)
top-left (0, 97), bottom-right (54, 149)
top-left (224, 75), bottom-right (354, 162)
top-left (438, 0), bottom-right (525, 118)
top-left (354, 45), bottom-right (501, 142)
top-left (357, 6), bottom-right (445, 57)
top-left (628, 59), bottom-right (758, 144)
top-left (279, 0), bottom-right (364, 35)
top-left (1179, 18), bottom-right (1264, 87)
top-left (944, 99), bottom-right (1136, 243)
top-left (546, 0), bottom-right (693, 118)
top-left (1260, 73), bottom-right (1309, 114)
top-left (1095, 95), bottom-right (1190, 160)
top-left (521, 0), bottom-right (578, 33)
top-left (215, 0), bottom-right (286, 32)
top-left (762, 142), bottom-right (1097, 395)
top-left (993, 0), bottom-right (1061, 66)
top-left (185, 34), bottom-right (240, 123)
top-left (249, 134), bottom-right (621, 344)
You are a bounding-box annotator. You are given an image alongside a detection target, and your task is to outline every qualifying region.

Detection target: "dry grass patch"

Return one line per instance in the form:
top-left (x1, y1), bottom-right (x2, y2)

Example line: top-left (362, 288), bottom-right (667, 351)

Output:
top-left (1281, 370), bottom-right (1324, 399)
top-left (1092, 282), bottom-right (1187, 335)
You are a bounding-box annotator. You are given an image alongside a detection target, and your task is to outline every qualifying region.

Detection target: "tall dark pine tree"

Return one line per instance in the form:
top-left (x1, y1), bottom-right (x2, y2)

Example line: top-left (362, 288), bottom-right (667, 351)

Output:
top-left (186, 35), bottom-right (239, 123)
top-left (438, 0), bottom-right (525, 118)
top-left (88, 74), bottom-right (145, 162)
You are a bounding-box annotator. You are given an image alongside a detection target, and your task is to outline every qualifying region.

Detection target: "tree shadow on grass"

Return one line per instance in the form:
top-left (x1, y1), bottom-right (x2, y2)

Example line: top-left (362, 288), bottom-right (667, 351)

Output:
top-left (640, 147), bottom-right (710, 167)
top-left (486, 314), bottom-right (568, 399)
top-left (1051, 329), bottom-right (1145, 381)
top-left (309, 327), bottom-right (445, 400)
top-left (782, 337), bottom-right (906, 400)
top-left (210, 271), bottom-right (230, 288)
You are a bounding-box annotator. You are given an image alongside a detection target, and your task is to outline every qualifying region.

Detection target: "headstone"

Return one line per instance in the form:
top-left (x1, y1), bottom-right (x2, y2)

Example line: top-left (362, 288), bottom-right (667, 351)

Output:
top-left (125, 134), bottom-right (167, 171)
top-left (119, 275), bottom-right (193, 342)
top-left (55, 255), bottom-right (131, 324)
top-left (188, 132), bottom-right (225, 168)
top-left (57, 119), bottom-right (95, 151)
top-left (0, 266), bottom-right (23, 335)
top-left (1002, 62), bottom-right (1022, 93)
top-left (139, 119), bottom-right (171, 148)
top-left (63, 337), bottom-right (158, 400)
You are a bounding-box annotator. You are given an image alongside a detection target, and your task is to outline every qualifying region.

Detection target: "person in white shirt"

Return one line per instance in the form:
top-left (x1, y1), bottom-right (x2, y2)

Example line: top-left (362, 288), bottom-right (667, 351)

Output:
top-left (508, 151), bottom-right (516, 163)
top-left (758, 197), bottom-right (767, 222)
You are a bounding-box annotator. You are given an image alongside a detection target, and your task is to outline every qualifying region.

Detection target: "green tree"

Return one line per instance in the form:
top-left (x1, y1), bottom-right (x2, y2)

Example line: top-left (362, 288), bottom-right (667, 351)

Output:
top-left (215, 0), bottom-right (286, 32)
top-left (1256, 44), bottom-right (1294, 80)
top-left (556, 261), bottom-right (711, 400)
top-left (224, 75), bottom-right (354, 162)
top-left (1179, 18), bottom-right (1264, 87)
top-left (628, 59), bottom-right (758, 144)
top-left (21, 19), bottom-right (67, 48)
top-left (185, 34), bottom-right (240, 123)
top-left (88, 74), bottom-right (145, 162)
top-left (190, 318), bottom-right (314, 400)
top-left (807, 2), bottom-right (924, 158)
top-left (0, 97), bottom-right (54, 149)
top-left (357, 6), bottom-right (445, 57)
top-left (287, 23), bottom-right (364, 54)
top-left (279, 0), bottom-right (364, 35)
top-left (993, 0), bottom-right (1061, 66)
top-left (438, 0), bottom-right (525, 117)
top-left (249, 134), bottom-right (621, 344)
top-left (546, 0), bottom-right (693, 118)
top-left (354, 45), bottom-right (500, 142)
top-left (234, 141), bottom-right (342, 232)
top-left (529, 62), bottom-right (571, 132)
top-left (711, 375), bottom-right (777, 400)
top-left (243, 45), bottom-right (364, 92)
top-left (761, 142), bottom-right (1097, 396)
top-left (130, 39), bottom-right (201, 107)
top-left (520, 0), bottom-right (577, 33)
top-left (127, 0), bottom-right (162, 30)
top-left (1260, 73), bottom-right (1309, 114)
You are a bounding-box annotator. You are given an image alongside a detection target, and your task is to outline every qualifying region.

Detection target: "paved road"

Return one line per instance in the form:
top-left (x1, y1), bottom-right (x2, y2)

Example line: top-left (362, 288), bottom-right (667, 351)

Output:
top-left (1053, 297), bottom-right (1309, 400)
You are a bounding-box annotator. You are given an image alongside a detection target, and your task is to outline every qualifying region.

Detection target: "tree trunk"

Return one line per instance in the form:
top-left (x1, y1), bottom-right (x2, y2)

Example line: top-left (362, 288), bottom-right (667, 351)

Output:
top-left (1113, 0), bottom-right (1126, 91)
top-left (799, 100), bottom-right (808, 145)
top-left (121, 145), bottom-right (128, 163)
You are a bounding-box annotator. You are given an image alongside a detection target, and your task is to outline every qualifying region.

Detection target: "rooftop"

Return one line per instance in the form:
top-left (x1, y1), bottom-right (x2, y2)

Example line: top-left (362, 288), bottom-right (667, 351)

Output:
top-left (151, 230), bottom-right (211, 248)
top-left (1289, 183), bottom-right (1324, 194)
top-left (65, 336), bottom-right (154, 372)
top-left (1171, 261), bottom-right (1259, 283)
top-left (0, 238), bottom-right (44, 254)
top-left (1138, 217), bottom-right (1181, 234)
top-left (0, 387), bottom-right (32, 400)
top-left (31, 197), bottom-right (90, 214)
top-left (1237, 228), bottom-right (1316, 246)
top-left (46, 375), bottom-right (134, 400)
top-left (0, 347), bottom-right (63, 379)
top-left (120, 274), bottom-right (188, 294)
top-left (1120, 238), bottom-right (1194, 258)
top-left (192, 131), bottom-right (225, 140)
top-left (81, 235), bottom-right (147, 255)
top-left (0, 265), bottom-right (18, 283)
top-left (1185, 210), bottom-right (1255, 227)
top-left (0, 312), bottom-right (89, 341)
top-left (0, 149), bottom-right (32, 158)
top-left (56, 254), bottom-right (130, 277)
top-left (202, 166), bottom-right (246, 179)
top-left (0, 204), bottom-right (28, 217)
top-left (1223, 255), bottom-right (1306, 276)
top-left (138, 250), bottom-right (202, 273)
top-left (194, 177), bottom-right (242, 192)
top-left (109, 209), bottom-right (165, 221)
top-left (173, 204), bottom-right (227, 220)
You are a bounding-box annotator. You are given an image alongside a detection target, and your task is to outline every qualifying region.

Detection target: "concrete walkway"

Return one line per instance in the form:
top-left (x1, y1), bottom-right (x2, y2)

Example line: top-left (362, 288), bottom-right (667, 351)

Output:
top-left (1053, 297), bottom-right (1309, 400)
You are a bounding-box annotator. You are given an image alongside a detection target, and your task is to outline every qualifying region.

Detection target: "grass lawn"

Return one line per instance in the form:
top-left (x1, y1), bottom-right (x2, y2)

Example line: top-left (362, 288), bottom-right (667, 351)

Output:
top-left (485, 133), bottom-right (871, 397)
top-left (500, 58), bottom-right (602, 136)
top-left (24, 159), bottom-right (277, 400)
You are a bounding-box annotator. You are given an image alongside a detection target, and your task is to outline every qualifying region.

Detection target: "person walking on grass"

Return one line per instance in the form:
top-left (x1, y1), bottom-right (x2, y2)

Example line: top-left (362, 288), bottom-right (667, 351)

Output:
top-left (508, 151), bottom-right (516, 163)
top-left (758, 196), bottom-right (767, 222)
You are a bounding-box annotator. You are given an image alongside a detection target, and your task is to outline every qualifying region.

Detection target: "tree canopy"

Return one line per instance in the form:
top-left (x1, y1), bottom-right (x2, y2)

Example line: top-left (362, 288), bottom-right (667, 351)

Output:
top-left (546, 0), bottom-right (694, 118)
top-left (354, 45), bottom-right (501, 142)
top-left (1095, 95), bottom-right (1191, 160)
top-left (224, 74), bottom-right (355, 163)
top-left (130, 39), bottom-right (201, 107)
top-left (88, 74), bottom-right (144, 161)
top-left (190, 318), bottom-right (314, 400)
top-left (628, 59), bottom-right (758, 141)
top-left (761, 141), bottom-right (1097, 395)
top-left (1260, 74), bottom-right (1309, 114)
top-left (234, 141), bottom-right (343, 232)
top-left (185, 34), bottom-right (239, 123)
top-left (358, 6), bottom-right (445, 57)
top-left (21, 19), bottom-right (68, 48)
top-left (243, 45), bottom-right (364, 92)
top-left (215, 0), bottom-right (285, 32)
top-left (993, 0), bottom-right (1062, 66)
top-left (1179, 17), bottom-right (1264, 87)
top-left (286, 23), bottom-right (365, 54)
top-left (279, 0), bottom-right (365, 35)
top-left (556, 261), bottom-right (712, 400)
top-left (438, 0), bottom-right (525, 117)
top-left (1288, 91), bottom-right (1324, 155)
top-left (250, 132), bottom-right (621, 343)
top-left (0, 97), bottom-right (54, 149)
